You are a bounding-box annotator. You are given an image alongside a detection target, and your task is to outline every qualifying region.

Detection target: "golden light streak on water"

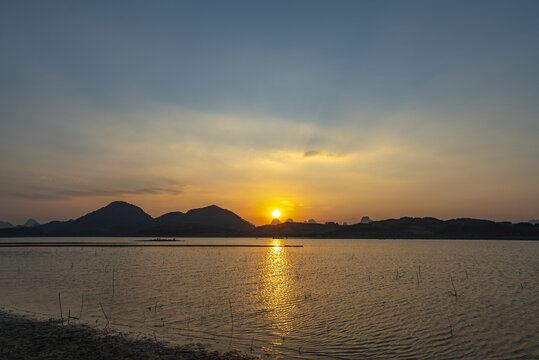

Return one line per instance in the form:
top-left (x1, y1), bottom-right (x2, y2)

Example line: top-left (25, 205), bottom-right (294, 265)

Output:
top-left (261, 239), bottom-right (296, 341)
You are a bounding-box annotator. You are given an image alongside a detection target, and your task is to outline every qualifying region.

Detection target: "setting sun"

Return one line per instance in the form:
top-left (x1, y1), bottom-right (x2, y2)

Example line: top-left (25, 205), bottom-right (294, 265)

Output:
top-left (271, 209), bottom-right (281, 218)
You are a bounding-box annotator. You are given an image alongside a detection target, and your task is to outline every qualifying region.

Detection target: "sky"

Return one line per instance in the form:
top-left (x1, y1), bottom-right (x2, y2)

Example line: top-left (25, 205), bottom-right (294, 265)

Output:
top-left (1, 0), bottom-right (538, 225)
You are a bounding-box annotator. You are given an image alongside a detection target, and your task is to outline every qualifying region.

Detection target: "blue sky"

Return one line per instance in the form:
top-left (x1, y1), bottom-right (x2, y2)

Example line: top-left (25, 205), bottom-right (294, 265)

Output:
top-left (1, 1), bottom-right (538, 224)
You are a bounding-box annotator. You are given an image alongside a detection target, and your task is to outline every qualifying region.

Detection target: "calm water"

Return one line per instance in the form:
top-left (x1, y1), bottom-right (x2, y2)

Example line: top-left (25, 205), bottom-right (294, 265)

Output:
top-left (0, 237), bottom-right (538, 359)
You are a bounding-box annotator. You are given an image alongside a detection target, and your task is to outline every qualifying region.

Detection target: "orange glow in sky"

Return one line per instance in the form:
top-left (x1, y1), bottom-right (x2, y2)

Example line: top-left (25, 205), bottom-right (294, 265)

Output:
top-left (1, 3), bottom-right (539, 226)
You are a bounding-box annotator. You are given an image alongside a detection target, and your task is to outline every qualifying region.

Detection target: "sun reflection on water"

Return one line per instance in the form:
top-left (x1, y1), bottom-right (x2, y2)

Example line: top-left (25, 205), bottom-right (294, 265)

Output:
top-left (261, 238), bottom-right (297, 339)
top-left (270, 238), bottom-right (284, 248)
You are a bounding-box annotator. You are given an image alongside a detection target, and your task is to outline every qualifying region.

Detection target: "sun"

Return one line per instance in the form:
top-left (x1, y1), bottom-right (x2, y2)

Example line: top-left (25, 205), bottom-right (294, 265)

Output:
top-left (271, 209), bottom-right (281, 218)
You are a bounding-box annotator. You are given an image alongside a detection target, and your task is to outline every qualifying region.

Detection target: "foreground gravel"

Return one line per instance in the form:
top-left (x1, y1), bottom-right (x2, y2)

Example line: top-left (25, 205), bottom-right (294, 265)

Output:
top-left (0, 309), bottom-right (256, 360)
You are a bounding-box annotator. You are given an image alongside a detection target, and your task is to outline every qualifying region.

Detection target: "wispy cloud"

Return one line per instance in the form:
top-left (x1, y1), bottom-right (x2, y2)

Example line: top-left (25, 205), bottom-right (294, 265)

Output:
top-left (2, 184), bottom-right (185, 200)
top-left (302, 151), bottom-right (346, 159)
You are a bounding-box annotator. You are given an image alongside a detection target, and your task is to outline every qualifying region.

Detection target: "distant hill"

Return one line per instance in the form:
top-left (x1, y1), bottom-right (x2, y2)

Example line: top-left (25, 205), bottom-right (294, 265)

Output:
top-left (152, 211), bottom-right (186, 227)
top-left (144, 205), bottom-right (254, 235)
top-left (360, 216), bottom-right (373, 224)
top-left (42, 201), bottom-right (153, 236)
top-left (184, 205), bottom-right (254, 231)
top-left (329, 217), bottom-right (538, 239)
top-left (0, 218), bottom-right (41, 229)
top-left (0, 221), bottom-right (13, 229)
top-left (252, 217), bottom-right (539, 239)
top-left (23, 218), bottom-right (40, 227)
top-left (0, 201), bottom-right (254, 237)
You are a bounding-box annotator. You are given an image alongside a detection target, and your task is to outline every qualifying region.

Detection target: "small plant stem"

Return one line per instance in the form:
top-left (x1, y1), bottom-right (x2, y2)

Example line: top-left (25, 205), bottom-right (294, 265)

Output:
top-left (450, 276), bottom-right (458, 297)
top-left (79, 294), bottom-right (84, 319)
top-left (99, 302), bottom-right (110, 328)
top-left (58, 292), bottom-right (63, 325)
top-left (228, 299), bottom-right (234, 331)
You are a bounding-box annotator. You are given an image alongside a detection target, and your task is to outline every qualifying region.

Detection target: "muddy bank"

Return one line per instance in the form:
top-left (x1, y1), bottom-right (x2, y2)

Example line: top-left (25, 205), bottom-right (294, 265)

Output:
top-left (0, 309), bottom-right (256, 360)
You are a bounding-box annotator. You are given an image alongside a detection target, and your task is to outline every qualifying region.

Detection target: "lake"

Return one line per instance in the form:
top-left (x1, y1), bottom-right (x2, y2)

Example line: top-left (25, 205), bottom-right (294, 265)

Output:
top-left (0, 237), bottom-right (537, 359)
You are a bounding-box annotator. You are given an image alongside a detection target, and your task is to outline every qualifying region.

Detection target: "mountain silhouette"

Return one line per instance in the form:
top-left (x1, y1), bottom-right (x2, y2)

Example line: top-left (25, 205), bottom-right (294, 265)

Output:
top-left (149, 205), bottom-right (254, 231)
top-left (153, 211), bottom-right (186, 226)
top-left (42, 201), bottom-right (153, 236)
top-left (23, 218), bottom-right (40, 227)
top-left (138, 205), bottom-right (254, 236)
top-left (183, 205), bottom-right (254, 231)
top-left (29, 202), bottom-right (253, 236)
top-left (254, 217), bottom-right (539, 239)
top-left (1, 202), bottom-right (537, 239)
top-left (0, 221), bottom-right (13, 229)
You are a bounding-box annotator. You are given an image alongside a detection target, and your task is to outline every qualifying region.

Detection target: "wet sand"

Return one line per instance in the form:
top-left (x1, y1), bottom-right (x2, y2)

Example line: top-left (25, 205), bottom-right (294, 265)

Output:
top-left (0, 309), bottom-right (256, 360)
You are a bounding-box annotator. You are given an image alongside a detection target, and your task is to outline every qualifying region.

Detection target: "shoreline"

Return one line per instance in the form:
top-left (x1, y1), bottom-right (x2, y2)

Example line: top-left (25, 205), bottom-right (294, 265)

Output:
top-left (0, 309), bottom-right (256, 359)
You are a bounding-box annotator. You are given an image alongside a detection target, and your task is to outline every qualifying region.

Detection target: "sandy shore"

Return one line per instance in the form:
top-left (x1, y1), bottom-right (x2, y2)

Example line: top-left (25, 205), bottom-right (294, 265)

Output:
top-left (0, 309), bottom-right (256, 360)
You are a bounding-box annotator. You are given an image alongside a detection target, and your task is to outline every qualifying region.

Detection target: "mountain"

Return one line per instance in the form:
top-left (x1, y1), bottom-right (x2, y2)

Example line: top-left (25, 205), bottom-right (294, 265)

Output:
top-left (31, 202), bottom-right (252, 237)
top-left (140, 211), bottom-right (189, 236)
top-left (0, 221), bottom-right (13, 229)
top-left (360, 216), bottom-right (373, 224)
top-left (153, 211), bottom-right (186, 226)
top-left (138, 205), bottom-right (254, 236)
top-left (42, 201), bottom-right (153, 236)
top-left (530, 219), bottom-right (539, 225)
top-left (23, 218), bottom-right (40, 227)
top-left (183, 205), bottom-right (254, 231)
top-left (148, 205), bottom-right (254, 232)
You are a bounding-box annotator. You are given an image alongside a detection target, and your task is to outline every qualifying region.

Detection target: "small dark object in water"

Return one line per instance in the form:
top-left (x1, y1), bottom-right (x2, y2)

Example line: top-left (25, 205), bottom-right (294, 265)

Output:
top-left (143, 238), bottom-right (184, 242)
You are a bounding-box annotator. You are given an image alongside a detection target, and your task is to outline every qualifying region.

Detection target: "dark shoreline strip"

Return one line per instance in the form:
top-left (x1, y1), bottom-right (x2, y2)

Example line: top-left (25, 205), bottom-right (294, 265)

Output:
top-left (0, 309), bottom-right (255, 360)
top-left (0, 243), bottom-right (303, 248)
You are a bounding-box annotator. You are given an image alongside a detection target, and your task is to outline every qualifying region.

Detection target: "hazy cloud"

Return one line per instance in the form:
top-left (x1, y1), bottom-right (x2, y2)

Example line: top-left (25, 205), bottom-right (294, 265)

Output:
top-left (1, 2), bottom-right (539, 223)
top-left (303, 151), bottom-right (320, 158)
top-left (2, 184), bottom-right (185, 201)
top-left (302, 151), bottom-right (346, 159)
